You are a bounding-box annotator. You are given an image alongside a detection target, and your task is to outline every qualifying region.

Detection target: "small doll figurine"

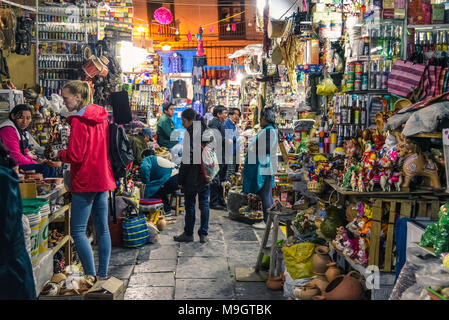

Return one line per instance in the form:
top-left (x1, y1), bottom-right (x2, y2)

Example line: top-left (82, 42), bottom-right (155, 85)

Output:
top-left (357, 172), bottom-right (365, 192)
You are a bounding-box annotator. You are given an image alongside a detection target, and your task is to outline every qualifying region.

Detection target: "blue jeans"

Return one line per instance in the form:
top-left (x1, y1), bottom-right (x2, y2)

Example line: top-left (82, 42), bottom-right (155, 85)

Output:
top-left (20, 163), bottom-right (55, 178)
top-left (71, 192), bottom-right (111, 277)
top-left (184, 186), bottom-right (210, 237)
top-left (257, 177), bottom-right (274, 223)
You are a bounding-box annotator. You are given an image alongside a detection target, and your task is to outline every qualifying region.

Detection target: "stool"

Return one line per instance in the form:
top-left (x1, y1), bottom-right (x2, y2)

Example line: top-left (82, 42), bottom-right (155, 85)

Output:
top-left (254, 208), bottom-right (296, 277)
top-left (170, 191), bottom-right (185, 216)
top-left (140, 198), bottom-right (164, 225)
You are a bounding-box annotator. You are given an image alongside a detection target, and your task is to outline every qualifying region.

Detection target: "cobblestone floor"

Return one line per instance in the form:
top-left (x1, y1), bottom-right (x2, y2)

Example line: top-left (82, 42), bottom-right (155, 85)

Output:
top-left (94, 208), bottom-right (286, 300)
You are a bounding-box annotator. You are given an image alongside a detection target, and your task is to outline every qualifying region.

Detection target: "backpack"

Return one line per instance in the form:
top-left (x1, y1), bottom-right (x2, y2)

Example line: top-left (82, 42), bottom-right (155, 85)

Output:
top-left (200, 144), bottom-right (219, 183)
top-left (108, 123), bottom-right (134, 181)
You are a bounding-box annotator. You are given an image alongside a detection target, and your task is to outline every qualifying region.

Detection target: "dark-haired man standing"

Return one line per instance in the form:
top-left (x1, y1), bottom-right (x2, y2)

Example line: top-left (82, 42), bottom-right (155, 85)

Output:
top-left (208, 105), bottom-right (228, 210)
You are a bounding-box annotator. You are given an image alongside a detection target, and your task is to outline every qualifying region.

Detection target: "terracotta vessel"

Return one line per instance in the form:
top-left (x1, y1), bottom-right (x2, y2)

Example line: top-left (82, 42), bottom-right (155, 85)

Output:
top-left (309, 274), bottom-right (329, 293)
top-left (266, 276), bottom-right (284, 291)
top-left (312, 295), bottom-right (326, 300)
top-left (322, 271), bottom-right (363, 300)
top-left (313, 246), bottom-right (331, 274)
top-left (156, 218), bottom-right (167, 231)
top-left (298, 284), bottom-right (320, 300)
top-left (325, 262), bottom-right (341, 282)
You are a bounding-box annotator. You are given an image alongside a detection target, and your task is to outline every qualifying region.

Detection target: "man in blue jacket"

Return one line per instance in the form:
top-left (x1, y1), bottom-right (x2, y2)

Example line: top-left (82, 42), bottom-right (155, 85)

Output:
top-left (139, 148), bottom-right (179, 214)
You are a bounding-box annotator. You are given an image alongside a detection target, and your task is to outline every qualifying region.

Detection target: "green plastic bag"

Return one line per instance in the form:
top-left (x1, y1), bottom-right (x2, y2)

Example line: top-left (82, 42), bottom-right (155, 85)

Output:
top-left (320, 205), bottom-right (344, 240)
top-left (282, 242), bottom-right (316, 280)
top-left (420, 202), bottom-right (449, 255)
top-left (420, 222), bottom-right (439, 247)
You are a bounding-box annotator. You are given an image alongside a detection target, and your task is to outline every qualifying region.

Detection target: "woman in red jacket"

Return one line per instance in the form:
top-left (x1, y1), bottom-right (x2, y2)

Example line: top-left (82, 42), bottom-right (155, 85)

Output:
top-left (55, 80), bottom-right (116, 280)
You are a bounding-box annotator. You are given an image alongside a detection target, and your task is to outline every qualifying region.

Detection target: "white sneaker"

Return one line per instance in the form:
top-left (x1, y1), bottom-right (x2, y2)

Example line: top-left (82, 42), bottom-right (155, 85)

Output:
top-left (252, 221), bottom-right (267, 230)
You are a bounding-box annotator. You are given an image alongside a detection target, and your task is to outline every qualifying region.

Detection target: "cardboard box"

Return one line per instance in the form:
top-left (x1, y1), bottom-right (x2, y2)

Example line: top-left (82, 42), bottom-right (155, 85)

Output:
top-left (85, 277), bottom-right (124, 300)
top-left (382, 9), bottom-right (395, 19)
top-left (19, 182), bottom-right (37, 198)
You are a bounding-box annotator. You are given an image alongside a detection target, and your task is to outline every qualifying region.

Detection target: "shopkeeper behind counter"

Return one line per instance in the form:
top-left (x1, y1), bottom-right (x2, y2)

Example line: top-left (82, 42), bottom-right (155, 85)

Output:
top-left (156, 102), bottom-right (179, 150)
top-left (0, 104), bottom-right (56, 178)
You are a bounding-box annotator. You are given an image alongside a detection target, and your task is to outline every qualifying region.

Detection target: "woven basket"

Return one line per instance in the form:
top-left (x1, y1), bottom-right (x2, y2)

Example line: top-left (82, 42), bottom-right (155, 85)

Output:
top-left (307, 180), bottom-right (324, 194)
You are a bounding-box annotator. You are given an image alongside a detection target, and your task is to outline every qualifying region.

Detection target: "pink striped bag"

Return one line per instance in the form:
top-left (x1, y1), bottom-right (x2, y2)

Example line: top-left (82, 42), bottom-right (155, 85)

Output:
top-left (387, 60), bottom-right (427, 99)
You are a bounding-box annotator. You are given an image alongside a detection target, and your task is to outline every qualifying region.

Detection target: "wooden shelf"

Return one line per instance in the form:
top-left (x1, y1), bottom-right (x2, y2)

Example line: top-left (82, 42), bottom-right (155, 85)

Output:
top-left (410, 132), bottom-right (442, 139)
top-left (324, 178), bottom-right (434, 196)
top-left (51, 235), bottom-right (73, 255)
top-left (49, 204), bottom-right (70, 223)
top-left (37, 185), bottom-right (67, 201)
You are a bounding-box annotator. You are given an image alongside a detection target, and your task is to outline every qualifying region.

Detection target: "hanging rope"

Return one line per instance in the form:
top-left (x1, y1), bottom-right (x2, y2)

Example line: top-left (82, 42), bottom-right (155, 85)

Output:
top-left (201, 10), bottom-right (246, 28)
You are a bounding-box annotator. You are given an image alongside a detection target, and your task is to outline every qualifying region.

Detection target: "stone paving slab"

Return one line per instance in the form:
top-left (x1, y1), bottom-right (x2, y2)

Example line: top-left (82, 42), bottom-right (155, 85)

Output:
top-left (176, 256), bottom-right (229, 279)
top-left (150, 245), bottom-right (179, 260)
top-left (178, 241), bottom-right (226, 257)
top-left (107, 264), bottom-right (135, 280)
top-left (134, 259), bottom-right (177, 273)
top-left (124, 286), bottom-right (174, 300)
top-left (128, 272), bottom-right (176, 287)
top-left (234, 282), bottom-right (284, 300)
top-left (94, 247), bottom-right (139, 266)
top-left (223, 229), bottom-right (258, 242)
top-left (175, 278), bottom-right (234, 300)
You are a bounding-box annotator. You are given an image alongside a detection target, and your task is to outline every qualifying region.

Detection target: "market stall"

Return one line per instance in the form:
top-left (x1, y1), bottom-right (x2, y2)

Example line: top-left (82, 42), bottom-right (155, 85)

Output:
top-left (228, 0), bottom-right (449, 301)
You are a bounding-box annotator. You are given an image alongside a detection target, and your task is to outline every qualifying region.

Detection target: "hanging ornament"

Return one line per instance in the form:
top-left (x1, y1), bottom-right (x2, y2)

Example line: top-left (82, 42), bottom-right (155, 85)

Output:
top-left (187, 31), bottom-right (193, 41)
top-left (175, 28), bottom-right (179, 35)
top-left (232, 23), bottom-right (236, 32)
top-left (158, 25), bottom-right (162, 35)
top-left (248, 20), bottom-right (253, 27)
top-left (226, 24), bottom-right (231, 32)
top-left (154, 7), bottom-right (173, 25)
top-left (209, 25), bottom-right (215, 33)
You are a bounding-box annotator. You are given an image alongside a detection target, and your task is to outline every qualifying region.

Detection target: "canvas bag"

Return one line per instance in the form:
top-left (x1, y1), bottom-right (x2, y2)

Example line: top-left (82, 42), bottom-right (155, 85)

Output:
top-left (387, 59), bottom-right (427, 99)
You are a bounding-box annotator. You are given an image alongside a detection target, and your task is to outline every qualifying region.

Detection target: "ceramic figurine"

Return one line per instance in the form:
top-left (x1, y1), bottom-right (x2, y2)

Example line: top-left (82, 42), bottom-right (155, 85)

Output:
top-left (380, 173), bottom-right (390, 192)
top-left (396, 135), bottom-right (441, 189)
top-left (350, 172), bottom-right (357, 191)
top-left (357, 172), bottom-right (365, 192)
top-left (389, 172), bottom-right (403, 192)
top-left (369, 172), bottom-right (381, 191)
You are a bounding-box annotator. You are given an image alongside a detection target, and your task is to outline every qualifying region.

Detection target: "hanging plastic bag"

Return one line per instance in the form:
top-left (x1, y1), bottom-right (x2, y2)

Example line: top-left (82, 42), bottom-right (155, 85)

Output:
top-left (316, 77), bottom-right (337, 96)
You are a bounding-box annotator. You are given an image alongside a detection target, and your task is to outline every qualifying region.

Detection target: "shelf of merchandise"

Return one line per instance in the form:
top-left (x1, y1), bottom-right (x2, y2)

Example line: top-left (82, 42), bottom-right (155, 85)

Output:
top-left (407, 24), bottom-right (449, 29)
top-left (324, 178), bottom-right (435, 196)
top-left (49, 204), bottom-right (71, 223)
top-left (51, 235), bottom-right (73, 255)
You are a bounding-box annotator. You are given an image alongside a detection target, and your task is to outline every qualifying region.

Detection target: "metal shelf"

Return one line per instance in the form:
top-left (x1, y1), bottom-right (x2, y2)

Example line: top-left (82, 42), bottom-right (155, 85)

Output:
top-left (408, 24), bottom-right (449, 29)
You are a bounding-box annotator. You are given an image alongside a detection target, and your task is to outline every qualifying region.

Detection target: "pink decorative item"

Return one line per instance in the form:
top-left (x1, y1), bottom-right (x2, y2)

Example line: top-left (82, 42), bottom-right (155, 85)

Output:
top-left (209, 26), bottom-right (215, 33)
top-left (154, 7), bottom-right (173, 25)
top-left (232, 23), bottom-right (236, 32)
top-left (187, 31), bottom-right (193, 41)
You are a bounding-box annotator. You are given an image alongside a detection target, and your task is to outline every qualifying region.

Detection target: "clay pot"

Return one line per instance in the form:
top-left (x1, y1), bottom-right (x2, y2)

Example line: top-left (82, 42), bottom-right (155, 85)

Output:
top-left (309, 274), bottom-right (329, 293)
top-left (156, 218), bottom-right (166, 231)
top-left (325, 262), bottom-right (341, 283)
top-left (312, 295), bottom-right (326, 300)
top-left (322, 271), bottom-right (363, 300)
top-left (313, 246), bottom-right (331, 274)
top-left (266, 276), bottom-right (284, 291)
top-left (298, 284), bottom-right (320, 300)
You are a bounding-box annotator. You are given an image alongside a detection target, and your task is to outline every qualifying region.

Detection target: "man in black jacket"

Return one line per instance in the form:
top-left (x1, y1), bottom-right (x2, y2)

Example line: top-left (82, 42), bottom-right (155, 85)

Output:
top-left (207, 105), bottom-right (228, 210)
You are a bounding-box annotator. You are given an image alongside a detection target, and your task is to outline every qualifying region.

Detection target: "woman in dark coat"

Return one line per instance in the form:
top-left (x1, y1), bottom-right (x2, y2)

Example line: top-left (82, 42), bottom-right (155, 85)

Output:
top-left (174, 109), bottom-right (214, 243)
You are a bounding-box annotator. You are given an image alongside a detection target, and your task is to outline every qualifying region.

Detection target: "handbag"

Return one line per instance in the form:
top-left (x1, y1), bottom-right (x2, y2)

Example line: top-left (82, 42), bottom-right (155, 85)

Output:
top-left (122, 206), bottom-right (150, 248)
top-left (387, 59), bottom-right (427, 99)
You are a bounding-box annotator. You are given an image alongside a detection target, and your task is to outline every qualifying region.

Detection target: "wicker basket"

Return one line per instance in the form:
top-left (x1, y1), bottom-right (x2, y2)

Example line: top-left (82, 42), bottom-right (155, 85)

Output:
top-left (307, 180), bottom-right (324, 194)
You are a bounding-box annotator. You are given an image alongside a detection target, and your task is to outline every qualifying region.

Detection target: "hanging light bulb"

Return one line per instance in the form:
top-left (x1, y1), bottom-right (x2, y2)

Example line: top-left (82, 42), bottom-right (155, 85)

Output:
top-left (175, 28), bottom-right (179, 35)
top-left (248, 20), bottom-right (253, 27)
top-left (226, 24), bottom-right (231, 32)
